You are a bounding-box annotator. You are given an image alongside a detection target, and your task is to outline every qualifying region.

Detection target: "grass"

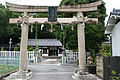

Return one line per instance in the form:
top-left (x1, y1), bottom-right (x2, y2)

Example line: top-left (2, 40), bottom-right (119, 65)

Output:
top-left (0, 65), bottom-right (18, 75)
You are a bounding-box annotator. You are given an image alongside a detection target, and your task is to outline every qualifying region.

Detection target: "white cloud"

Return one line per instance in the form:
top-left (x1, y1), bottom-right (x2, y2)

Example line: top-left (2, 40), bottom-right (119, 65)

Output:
top-left (0, 0), bottom-right (18, 5)
top-left (0, 0), bottom-right (62, 6)
top-left (20, 0), bottom-right (62, 6)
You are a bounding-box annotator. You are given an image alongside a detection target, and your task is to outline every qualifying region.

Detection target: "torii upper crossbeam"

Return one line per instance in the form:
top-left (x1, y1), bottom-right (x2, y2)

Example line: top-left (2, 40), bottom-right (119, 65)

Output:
top-left (6, 1), bottom-right (101, 12)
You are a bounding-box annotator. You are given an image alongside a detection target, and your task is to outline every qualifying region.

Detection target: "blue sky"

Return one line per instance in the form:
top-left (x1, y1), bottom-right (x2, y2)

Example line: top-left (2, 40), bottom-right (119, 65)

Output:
top-left (0, 0), bottom-right (120, 24)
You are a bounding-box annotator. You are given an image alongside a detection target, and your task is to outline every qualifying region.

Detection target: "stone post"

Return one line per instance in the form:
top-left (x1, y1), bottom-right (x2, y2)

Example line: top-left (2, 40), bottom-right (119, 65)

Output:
top-left (77, 12), bottom-right (86, 71)
top-left (19, 12), bottom-right (29, 73)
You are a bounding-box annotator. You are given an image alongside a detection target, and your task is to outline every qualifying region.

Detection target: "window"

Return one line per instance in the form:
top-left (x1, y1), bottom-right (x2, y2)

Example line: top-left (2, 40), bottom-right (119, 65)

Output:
top-left (43, 49), bottom-right (47, 54)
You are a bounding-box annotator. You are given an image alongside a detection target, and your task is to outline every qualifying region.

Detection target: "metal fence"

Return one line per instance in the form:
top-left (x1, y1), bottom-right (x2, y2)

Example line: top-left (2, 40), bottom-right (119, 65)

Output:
top-left (0, 51), bottom-right (79, 65)
top-left (66, 51), bottom-right (78, 63)
top-left (0, 51), bottom-right (35, 66)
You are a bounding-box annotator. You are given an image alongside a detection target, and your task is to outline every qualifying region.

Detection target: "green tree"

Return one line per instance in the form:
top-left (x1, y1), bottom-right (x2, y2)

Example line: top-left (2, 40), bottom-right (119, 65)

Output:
top-left (99, 44), bottom-right (111, 56)
top-left (61, 0), bottom-right (99, 5)
top-left (0, 4), bottom-right (21, 44)
top-left (0, 4), bottom-right (12, 44)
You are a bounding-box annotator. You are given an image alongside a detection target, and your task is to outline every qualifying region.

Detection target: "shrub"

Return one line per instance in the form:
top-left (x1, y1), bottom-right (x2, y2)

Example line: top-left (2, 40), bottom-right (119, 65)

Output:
top-left (1, 47), bottom-right (4, 51)
top-left (110, 70), bottom-right (120, 80)
top-left (28, 46), bottom-right (34, 51)
top-left (98, 44), bottom-right (111, 57)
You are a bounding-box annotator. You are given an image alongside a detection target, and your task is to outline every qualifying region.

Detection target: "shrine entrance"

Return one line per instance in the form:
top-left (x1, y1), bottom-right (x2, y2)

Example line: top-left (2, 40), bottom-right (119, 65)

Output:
top-left (6, 1), bottom-right (101, 74)
top-left (49, 50), bottom-right (57, 56)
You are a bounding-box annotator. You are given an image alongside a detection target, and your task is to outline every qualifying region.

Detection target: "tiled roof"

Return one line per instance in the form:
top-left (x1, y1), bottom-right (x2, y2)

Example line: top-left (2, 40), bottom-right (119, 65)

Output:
top-left (110, 9), bottom-right (120, 16)
top-left (105, 9), bottom-right (120, 34)
top-left (28, 39), bottom-right (62, 47)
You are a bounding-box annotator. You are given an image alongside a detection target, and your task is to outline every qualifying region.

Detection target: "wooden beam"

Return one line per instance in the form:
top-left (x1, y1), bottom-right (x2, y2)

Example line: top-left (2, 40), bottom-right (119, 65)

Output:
top-left (6, 1), bottom-right (101, 12)
top-left (9, 17), bottom-right (98, 24)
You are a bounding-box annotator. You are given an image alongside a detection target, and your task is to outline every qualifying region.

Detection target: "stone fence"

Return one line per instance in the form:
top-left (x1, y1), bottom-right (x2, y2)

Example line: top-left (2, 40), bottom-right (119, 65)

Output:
top-left (96, 55), bottom-right (104, 78)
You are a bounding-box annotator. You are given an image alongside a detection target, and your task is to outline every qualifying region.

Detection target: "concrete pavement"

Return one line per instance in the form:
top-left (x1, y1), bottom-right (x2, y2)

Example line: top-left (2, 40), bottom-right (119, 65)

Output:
top-left (28, 59), bottom-right (77, 80)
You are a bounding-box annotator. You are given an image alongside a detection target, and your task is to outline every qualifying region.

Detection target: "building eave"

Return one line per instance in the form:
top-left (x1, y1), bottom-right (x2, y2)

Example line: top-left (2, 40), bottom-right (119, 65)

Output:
top-left (105, 15), bottom-right (116, 34)
top-left (28, 39), bottom-right (63, 47)
top-left (105, 9), bottom-right (120, 34)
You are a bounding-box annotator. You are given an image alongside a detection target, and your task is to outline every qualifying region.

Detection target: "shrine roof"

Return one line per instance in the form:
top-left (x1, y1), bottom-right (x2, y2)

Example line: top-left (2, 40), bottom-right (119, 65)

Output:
top-left (28, 39), bottom-right (62, 47)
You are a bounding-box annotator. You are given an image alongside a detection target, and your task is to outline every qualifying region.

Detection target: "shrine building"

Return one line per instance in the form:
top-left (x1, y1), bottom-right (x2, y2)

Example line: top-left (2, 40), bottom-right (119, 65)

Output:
top-left (28, 39), bottom-right (63, 56)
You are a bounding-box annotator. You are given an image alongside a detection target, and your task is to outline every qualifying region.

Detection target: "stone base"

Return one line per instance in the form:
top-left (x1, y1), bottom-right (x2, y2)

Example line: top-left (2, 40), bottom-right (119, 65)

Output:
top-left (72, 73), bottom-right (80, 80)
top-left (72, 71), bottom-right (102, 80)
top-left (72, 71), bottom-right (89, 80)
top-left (5, 71), bottom-right (32, 80)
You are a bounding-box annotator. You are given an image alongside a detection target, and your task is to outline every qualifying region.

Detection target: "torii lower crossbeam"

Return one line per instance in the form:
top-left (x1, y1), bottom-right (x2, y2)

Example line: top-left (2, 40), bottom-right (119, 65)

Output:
top-left (9, 17), bottom-right (98, 24)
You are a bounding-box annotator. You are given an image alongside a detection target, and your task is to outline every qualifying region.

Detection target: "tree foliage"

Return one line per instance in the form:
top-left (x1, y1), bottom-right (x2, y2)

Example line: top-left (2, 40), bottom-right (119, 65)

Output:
top-left (0, 4), bottom-right (11, 44)
top-left (61, 0), bottom-right (99, 5)
top-left (99, 44), bottom-right (111, 56)
top-left (59, 0), bottom-right (107, 54)
top-left (0, 4), bottom-right (21, 44)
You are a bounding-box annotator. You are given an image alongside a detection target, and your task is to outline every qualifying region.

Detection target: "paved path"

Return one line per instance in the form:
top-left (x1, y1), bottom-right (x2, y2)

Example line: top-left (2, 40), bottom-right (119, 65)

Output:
top-left (28, 59), bottom-right (77, 80)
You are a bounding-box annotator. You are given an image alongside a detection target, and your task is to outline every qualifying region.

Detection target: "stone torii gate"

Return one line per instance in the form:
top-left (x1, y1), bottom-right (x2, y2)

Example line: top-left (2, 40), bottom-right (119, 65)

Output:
top-left (6, 1), bottom-right (101, 74)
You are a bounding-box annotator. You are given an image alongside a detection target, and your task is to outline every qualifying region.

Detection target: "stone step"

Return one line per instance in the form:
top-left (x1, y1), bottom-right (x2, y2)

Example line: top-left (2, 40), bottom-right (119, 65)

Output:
top-left (72, 72), bottom-right (103, 80)
top-left (72, 73), bottom-right (80, 80)
top-left (42, 56), bottom-right (62, 59)
top-left (41, 59), bottom-right (60, 64)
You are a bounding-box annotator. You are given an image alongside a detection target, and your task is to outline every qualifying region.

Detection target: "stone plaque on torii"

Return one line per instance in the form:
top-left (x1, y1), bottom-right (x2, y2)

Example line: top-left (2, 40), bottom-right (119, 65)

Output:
top-left (6, 0), bottom-right (101, 78)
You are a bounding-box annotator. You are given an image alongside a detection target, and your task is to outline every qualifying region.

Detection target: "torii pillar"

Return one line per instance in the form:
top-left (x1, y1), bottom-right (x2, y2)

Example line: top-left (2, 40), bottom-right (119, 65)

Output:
top-left (19, 12), bottom-right (29, 73)
top-left (77, 12), bottom-right (86, 71)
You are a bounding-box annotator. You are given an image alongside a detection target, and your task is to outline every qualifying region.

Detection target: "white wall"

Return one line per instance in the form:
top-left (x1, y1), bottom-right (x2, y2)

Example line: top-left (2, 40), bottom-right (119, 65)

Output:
top-left (42, 54), bottom-right (48, 56)
top-left (112, 22), bottom-right (120, 56)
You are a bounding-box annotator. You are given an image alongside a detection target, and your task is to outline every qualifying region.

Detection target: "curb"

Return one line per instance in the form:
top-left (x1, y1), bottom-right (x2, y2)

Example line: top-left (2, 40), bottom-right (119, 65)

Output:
top-left (0, 70), bottom-right (18, 79)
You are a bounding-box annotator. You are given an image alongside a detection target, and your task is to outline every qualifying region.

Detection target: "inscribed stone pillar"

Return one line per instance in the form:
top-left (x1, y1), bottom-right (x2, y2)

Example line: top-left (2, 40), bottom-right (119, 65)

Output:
top-left (77, 12), bottom-right (86, 71)
top-left (19, 12), bottom-right (29, 73)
